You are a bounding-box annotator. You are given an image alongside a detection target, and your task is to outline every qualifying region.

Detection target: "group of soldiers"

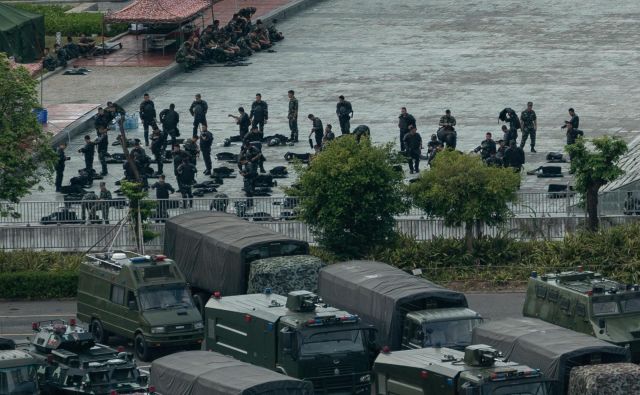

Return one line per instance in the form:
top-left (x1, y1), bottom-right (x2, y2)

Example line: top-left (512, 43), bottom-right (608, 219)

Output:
top-left (175, 8), bottom-right (285, 71)
top-left (42, 34), bottom-right (96, 71)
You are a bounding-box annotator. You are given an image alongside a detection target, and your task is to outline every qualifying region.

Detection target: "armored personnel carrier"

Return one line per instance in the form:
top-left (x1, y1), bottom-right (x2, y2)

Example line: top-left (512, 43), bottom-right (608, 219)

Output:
top-left (0, 338), bottom-right (39, 395)
top-left (27, 319), bottom-right (151, 394)
top-left (522, 268), bottom-right (640, 362)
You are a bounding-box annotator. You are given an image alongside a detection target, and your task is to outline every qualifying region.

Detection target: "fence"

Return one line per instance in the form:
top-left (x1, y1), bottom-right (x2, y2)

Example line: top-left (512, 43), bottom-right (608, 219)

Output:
top-left (2, 216), bottom-right (639, 251)
top-left (0, 190), bottom-right (607, 226)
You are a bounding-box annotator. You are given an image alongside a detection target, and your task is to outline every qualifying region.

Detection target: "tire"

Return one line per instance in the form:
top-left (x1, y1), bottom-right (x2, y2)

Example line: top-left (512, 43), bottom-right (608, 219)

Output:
top-left (135, 333), bottom-right (152, 362)
top-left (91, 319), bottom-right (108, 344)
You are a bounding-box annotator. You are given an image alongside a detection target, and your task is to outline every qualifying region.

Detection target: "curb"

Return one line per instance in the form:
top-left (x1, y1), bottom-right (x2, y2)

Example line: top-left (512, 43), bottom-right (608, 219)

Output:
top-left (52, 0), bottom-right (325, 146)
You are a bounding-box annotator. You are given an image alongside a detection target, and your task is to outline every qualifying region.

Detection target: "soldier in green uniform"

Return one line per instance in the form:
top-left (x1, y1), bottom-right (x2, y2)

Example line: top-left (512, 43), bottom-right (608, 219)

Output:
top-left (439, 109), bottom-right (457, 129)
top-left (520, 101), bottom-right (537, 152)
top-left (98, 182), bottom-right (112, 224)
top-left (175, 41), bottom-right (197, 72)
top-left (288, 90), bottom-right (299, 142)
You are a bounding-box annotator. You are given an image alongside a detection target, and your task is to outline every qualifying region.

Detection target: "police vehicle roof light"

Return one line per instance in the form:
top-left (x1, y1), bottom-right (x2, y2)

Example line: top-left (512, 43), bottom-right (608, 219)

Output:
top-left (420, 370), bottom-right (429, 379)
top-left (264, 287), bottom-right (272, 294)
top-left (32, 322), bottom-right (39, 331)
top-left (213, 291), bottom-right (221, 299)
top-left (149, 386), bottom-right (156, 393)
top-left (69, 318), bottom-right (76, 326)
top-left (154, 255), bottom-right (166, 261)
top-left (530, 271), bottom-right (537, 279)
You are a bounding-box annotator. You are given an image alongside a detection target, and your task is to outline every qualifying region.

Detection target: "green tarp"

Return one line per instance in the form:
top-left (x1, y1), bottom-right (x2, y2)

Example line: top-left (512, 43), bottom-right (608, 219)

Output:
top-left (0, 3), bottom-right (44, 63)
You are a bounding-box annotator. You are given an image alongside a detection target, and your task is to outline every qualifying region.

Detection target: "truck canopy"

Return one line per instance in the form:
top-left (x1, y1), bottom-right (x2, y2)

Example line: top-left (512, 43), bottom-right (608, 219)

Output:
top-left (164, 212), bottom-right (309, 295)
top-left (318, 261), bottom-right (468, 349)
top-left (150, 351), bottom-right (314, 395)
top-left (247, 255), bottom-right (324, 295)
top-left (567, 363), bottom-right (640, 395)
top-left (472, 318), bottom-right (630, 392)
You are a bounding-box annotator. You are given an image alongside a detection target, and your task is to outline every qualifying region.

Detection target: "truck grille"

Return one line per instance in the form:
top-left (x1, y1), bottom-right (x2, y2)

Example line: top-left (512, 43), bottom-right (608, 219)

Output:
top-left (318, 364), bottom-right (354, 376)
top-left (310, 374), bottom-right (354, 391)
top-left (167, 323), bottom-right (193, 332)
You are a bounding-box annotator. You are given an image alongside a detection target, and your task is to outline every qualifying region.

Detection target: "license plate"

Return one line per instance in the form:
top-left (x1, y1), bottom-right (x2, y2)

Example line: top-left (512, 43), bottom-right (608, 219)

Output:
top-left (175, 326), bottom-right (184, 329)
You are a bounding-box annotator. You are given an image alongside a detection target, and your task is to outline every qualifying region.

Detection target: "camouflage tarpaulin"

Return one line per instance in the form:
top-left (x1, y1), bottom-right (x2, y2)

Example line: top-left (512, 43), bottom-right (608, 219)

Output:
top-left (568, 363), bottom-right (640, 395)
top-left (247, 256), bottom-right (325, 295)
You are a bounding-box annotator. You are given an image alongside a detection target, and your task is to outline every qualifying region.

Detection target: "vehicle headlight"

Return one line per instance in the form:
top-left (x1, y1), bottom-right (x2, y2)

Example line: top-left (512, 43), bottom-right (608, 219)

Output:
top-left (151, 326), bottom-right (166, 334)
top-left (194, 322), bottom-right (204, 330)
top-left (359, 374), bottom-right (370, 383)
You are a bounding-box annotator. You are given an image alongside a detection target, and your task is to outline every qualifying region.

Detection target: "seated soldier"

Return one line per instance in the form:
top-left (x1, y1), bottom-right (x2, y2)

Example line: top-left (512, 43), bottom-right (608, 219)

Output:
top-left (63, 36), bottom-right (80, 58)
top-left (267, 19), bottom-right (284, 41)
top-left (77, 33), bottom-right (96, 58)
top-left (175, 41), bottom-right (198, 71)
top-left (54, 44), bottom-right (68, 68)
top-left (42, 48), bottom-right (57, 71)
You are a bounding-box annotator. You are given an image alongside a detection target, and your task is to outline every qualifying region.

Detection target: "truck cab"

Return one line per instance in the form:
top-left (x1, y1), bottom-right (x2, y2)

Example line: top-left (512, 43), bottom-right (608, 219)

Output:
top-left (523, 268), bottom-right (640, 362)
top-left (374, 345), bottom-right (551, 395)
top-left (205, 290), bottom-right (373, 394)
top-left (77, 251), bottom-right (203, 361)
top-left (402, 308), bottom-right (483, 350)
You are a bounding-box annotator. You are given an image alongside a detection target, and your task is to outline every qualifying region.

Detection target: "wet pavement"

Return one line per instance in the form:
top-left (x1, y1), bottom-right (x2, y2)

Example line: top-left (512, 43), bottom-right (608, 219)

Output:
top-left (29, 0), bottom-right (640, 202)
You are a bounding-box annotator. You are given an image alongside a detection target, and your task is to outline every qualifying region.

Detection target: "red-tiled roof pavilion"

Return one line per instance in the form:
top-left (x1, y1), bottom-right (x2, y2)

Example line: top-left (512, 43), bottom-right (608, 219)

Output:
top-left (105, 0), bottom-right (214, 24)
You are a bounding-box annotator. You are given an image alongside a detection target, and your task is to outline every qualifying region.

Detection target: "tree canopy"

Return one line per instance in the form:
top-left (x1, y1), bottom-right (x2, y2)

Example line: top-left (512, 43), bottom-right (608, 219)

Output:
top-left (288, 136), bottom-right (408, 258)
top-left (0, 53), bottom-right (55, 216)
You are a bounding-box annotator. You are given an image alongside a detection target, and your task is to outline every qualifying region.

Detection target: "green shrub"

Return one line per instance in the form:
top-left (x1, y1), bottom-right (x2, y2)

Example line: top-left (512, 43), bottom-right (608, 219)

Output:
top-left (0, 250), bottom-right (82, 273)
top-left (13, 4), bottom-right (128, 36)
top-left (0, 271), bottom-right (77, 299)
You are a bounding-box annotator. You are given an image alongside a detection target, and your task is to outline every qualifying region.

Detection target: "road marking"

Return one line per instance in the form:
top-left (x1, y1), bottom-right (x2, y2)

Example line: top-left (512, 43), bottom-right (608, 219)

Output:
top-left (0, 314), bottom-right (74, 318)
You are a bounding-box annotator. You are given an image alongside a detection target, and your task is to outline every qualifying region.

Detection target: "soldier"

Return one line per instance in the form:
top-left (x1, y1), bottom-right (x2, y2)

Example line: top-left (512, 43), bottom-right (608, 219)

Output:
top-left (288, 90), bottom-right (299, 142)
top-left (54, 143), bottom-right (69, 192)
top-left (496, 139), bottom-right (507, 161)
top-left (151, 175), bottom-right (175, 221)
top-left (562, 108), bottom-right (579, 130)
top-left (485, 151), bottom-right (503, 167)
top-left (200, 126), bottom-right (214, 175)
top-left (250, 93), bottom-right (268, 133)
top-left (473, 132), bottom-right (497, 161)
top-left (322, 124), bottom-right (335, 147)
top-left (98, 182), bottom-right (112, 224)
top-left (228, 107), bottom-right (250, 140)
top-left (520, 101), bottom-right (537, 152)
top-left (105, 101), bottom-right (125, 125)
top-left (403, 125), bottom-right (423, 174)
top-left (439, 109), bottom-right (456, 129)
top-left (139, 93), bottom-right (157, 146)
top-left (172, 145), bottom-right (187, 178)
top-left (501, 125), bottom-right (513, 146)
top-left (239, 149), bottom-right (258, 197)
top-left (78, 135), bottom-right (95, 174)
top-left (564, 121), bottom-right (584, 147)
top-left (189, 94), bottom-right (208, 138)
top-left (53, 44), bottom-right (68, 68)
top-left (398, 107), bottom-right (416, 151)
top-left (184, 136), bottom-right (200, 166)
top-left (81, 190), bottom-right (99, 223)
top-left (150, 127), bottom-right (164, 175)
top-left (42, 47), bottom-right (57, 71)
top-left (336, 95), bottom-right (353, 134)
top-left (159, 103), bottom-right (180, 146)
top-left (503, 140), bottom-right (525, 172)
top-left (175, 41), bottom-right (197, 72)
top-left (94, 107), bottom-right (110, 133)
top-left (95, 128), bottom-right (109, 176)
top-left (307, 114), bottom-right (324, 149)
top-left (177, 158), bottom-right (197, 208)
top-left (130, 138), bottom-right (146, 159)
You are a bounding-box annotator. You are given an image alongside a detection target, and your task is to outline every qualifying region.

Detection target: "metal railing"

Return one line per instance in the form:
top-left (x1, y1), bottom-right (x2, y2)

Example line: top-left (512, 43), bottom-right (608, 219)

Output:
top-left (2, 190), bottom-right (640, 226)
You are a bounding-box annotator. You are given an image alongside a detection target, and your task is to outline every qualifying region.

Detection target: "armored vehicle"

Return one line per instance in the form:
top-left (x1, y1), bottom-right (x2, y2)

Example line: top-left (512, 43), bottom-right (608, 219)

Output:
top-left (374, 344), bottom-right (552, 395)
top-left (27, 319), bottom-right (150, 394)
top-left (472, 317), bottom-right (630, 394)
top-left (205, 290), bottom-right (374, 394)
top-left (77, 251), bottom-right (203, 361)
top-left (164, 211), bottom-right (323, 315)
top-left (0, 338), bottom-right (39, 395)
top-left (318, 261), bottom-right (482, 351)
top-left (523, 268), bottom-right (640, 362)
top-left (150, 351), bottom-right (314, 395)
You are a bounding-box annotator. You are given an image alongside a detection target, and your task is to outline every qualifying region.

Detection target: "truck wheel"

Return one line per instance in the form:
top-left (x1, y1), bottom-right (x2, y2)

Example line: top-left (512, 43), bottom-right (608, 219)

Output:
top-left (135, 333), bottom-right (152, 362)
top-left (91, 319), bottom-right (108, 344)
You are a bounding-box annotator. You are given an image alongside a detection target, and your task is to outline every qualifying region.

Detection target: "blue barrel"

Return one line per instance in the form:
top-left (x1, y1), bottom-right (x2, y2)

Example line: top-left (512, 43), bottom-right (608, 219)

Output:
top-left (33, 108), bottom-right (48, 124)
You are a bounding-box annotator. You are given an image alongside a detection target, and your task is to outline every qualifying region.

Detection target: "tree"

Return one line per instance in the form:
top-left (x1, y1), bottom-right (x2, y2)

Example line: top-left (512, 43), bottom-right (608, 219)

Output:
top-left (288, 136), bottom-right (409, 258)
top-left (408, 150), bottom-right (520, 252)
top-left (0, 53), bottom-right (56, 217)
top-left (565, 136), bottom-right (627, 231)
top-left (119, 181), bottom-right (157, 252)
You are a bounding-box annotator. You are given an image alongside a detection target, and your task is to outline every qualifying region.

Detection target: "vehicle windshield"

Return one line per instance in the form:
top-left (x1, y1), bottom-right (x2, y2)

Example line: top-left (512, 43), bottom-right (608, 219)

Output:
top-left (593, 301), bottom-right (619, 316)
top-left (88, 371), bottom-right (109, 385)
top-left (422, 318), bottom-right (483, 348)
top-left (492, 381), bottom-right (550, 395)
top-left (621, 298), bottom-right (640, 314)
top-left (0, 365), bottom-right (38, 395)
top-left (300, 329), bottom-right (365, 356)
top-left (111, 367), bottom-right (137, 382)
top-left (139, 286), bottom-right (193, 310)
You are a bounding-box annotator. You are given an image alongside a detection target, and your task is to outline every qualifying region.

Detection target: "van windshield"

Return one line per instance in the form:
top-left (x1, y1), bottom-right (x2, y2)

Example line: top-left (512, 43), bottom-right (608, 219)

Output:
top-left (300, 329), bottom-right (365, 356)
top-left (422, 318), bottom-right (483, 349)
top-left (139, 286), bottom-right (193, 310)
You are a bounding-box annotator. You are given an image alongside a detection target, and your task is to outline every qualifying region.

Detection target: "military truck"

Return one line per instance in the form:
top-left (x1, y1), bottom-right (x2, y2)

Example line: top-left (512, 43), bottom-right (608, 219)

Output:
top-left (318, 261), bottom-right (482, 351)
top-left (205, 290), bottom-right (374, 394)
top-left (523, 268), bottom-right (640, 362)
top-left (472, 317), bottom-right (630, 394)
top-left (150, 351), bottom-right (314, 394)
top-left (77, 251), bottom-right (203, 361)
top-left (27, 319), bottom-right (150, 394)
top-left (164, 211), bottom-right (324, 315)
top-left (0, 338), bottom-right (39, 395)
top-left (374, 344), bottom-right (552, 395)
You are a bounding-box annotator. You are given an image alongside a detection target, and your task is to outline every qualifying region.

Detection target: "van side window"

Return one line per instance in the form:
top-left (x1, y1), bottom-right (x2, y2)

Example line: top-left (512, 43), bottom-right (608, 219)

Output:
top-left (535, 285), bottom-right (547, 299)
top-left (559, 296), bottom-right (571, 313)
top-left (575, 303), bottom-right (586, 317)
top-left (548, 289), bottom-right (559, 302)
top-left (111, 285), bottom-right (125, 305)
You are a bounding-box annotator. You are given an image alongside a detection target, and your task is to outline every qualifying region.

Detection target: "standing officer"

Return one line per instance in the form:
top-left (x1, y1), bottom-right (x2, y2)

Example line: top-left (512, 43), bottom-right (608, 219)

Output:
top-left (200, 125), bottom-right (214, 175)
top-left (95, 128), bottom-right (109, 176)
top-left (562, 108), bottom-right (579, 130)
top-left (184, 136), bottom-right (200, 166)
top-left (439, 109), bottom-right (456, 129)
top-left (150, 127), bottom-right (164, 175)
top-left (288, 90), bottom-right (299, 142)
top-left (239, 149), bottom-right (258, 197)
top-left (520, 101), bottom-right (537, 152)
top-left (98, 182), bottom-right (112, 224)
top-left (139, 93), bottom-right (156, 146)
top-left (151, 175), bottom-right (175, 221)
top-left (398, 107), bottom-right (416, 151)
top-left (177, 158), bottom-right (197, 208)
top-left (250, 93), bottom-right (268, 133)
top-left (94, 107), bottom-right (110, 133)
top-left (189, 94), bottom-right (208, 137)
top-left (159, 103), bottom-right (180, 146)
top-left (336, 95), bottom-right (353, 134)
top-left (79, 135), bottom-right (95, 174)
top-left (403, 125), bottom-right (423, 174)
top-left (54, 142), bottom-right (69, 192)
